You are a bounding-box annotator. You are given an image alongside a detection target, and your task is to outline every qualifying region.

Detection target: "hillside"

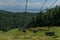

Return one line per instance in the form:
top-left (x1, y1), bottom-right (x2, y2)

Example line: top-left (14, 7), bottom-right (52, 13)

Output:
top-left (0, 27), bottom-right (60, 40)
top-left (0, 5), bottom-right (60, 32)
top-left (0, 10), bottom-right (38, 32)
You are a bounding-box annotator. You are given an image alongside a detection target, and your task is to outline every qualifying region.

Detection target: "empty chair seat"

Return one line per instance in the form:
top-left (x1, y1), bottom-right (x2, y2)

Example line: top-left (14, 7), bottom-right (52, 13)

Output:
top-left (45, 32), bottom-right (55, 36)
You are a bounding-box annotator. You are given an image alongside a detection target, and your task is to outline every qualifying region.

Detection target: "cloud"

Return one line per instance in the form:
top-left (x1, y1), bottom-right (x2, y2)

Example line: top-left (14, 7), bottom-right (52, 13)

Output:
top-left (0, 0), bottom-right (59, 7)
top-left (0, 0), bottom-right (18, 6)
top-left (0, 0), bottom-right (60, 12)
top-left (6, 0), bottom-right (17, 6)
top-left (0, 2), bottom-right (4, 6)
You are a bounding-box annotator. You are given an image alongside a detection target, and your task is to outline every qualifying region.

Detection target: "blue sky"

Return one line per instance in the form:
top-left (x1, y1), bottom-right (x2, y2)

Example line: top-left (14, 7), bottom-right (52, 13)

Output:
top-left (0, 0), bottom-right (60, 12)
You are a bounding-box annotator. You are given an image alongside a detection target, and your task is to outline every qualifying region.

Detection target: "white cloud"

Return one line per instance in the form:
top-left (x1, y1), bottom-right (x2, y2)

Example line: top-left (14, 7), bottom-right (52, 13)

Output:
top-left (28, 2), bottom-right (41, 6)
top-left (6, 0), bottom-right (18, 6)
top-left (0, 0), bottom-right (18, 6)
top-left (0, 0), bottom-right (41, 7)
top-left (0, 1), bottom-right (7, 6)
top-left (0, 2), bottom-right (4, 6)
top-left (0, 0), bottom-right (60, 8)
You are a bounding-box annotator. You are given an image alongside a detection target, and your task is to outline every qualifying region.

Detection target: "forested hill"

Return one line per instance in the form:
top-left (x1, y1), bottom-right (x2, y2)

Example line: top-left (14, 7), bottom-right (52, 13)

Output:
top-left (0, 11), bottom-right (38, 32)
top-left (28, 5), bottom-right (60, 28)
top-left (0, 5), bottom-right (60, 32)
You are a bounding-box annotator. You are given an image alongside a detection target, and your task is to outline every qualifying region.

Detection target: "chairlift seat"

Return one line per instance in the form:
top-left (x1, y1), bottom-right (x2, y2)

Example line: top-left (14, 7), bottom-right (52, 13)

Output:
top-left (33, 30), bottom-right (37, 33)
top-left (45, 32), bottom-right (55, 36)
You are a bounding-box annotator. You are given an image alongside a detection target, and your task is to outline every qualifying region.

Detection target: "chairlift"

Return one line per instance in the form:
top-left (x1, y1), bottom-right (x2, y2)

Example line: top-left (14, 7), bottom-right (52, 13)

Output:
top-left (45, 0), bottom-right (58, 36)
top-left (33, 30), bottom-right (38, 33)
top-left (45, 19), bottom-right (55, 36)
top-left (22, 0), bottom-right (57, 34)
top-left (45, 9), bottom-right (55, 36)
top-left (38, 0), bottom-right (55, 36)
top-left (45, 21), bottom-right (55, 36)
top-left (39, 0), bottom-right (57, 36)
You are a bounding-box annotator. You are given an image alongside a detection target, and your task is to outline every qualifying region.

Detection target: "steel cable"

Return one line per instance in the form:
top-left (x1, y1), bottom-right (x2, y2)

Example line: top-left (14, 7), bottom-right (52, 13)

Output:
top-left (50, 0), bottom-right (57, 8)
top-left (40, 0), bottom-right (48, 11)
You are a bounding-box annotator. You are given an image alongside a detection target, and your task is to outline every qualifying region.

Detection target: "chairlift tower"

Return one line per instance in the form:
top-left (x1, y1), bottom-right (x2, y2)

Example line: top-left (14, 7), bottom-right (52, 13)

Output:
top-left (22, 0), bottom-right (58, 34)
top-left (22, 0), bottom-right (28, 32)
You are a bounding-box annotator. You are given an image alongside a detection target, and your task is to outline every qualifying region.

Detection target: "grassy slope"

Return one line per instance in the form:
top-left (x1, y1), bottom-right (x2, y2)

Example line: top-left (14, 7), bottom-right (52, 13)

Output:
top-left (0, 27), bottom-right (60, 40)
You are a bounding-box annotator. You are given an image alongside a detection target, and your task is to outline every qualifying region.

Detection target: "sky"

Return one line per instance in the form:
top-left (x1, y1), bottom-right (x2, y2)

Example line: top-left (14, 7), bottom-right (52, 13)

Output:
top-left (0, 0), bottom-right (60, 12)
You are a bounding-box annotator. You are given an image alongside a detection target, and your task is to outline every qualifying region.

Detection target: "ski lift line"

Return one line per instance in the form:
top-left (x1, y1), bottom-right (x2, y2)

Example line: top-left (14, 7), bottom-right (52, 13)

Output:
top-left (39, 0), bottom-right (48, 28)
top-left (46, 0), bottom-right (58, 16)
top-left (49, 0), bottom-right (58, 8)
top-left (24, 0), bottom-right (57, 12)
top-left (46, 0), bottom-right (58, 15)
top-left (40, 0), bottom-right (48, 11)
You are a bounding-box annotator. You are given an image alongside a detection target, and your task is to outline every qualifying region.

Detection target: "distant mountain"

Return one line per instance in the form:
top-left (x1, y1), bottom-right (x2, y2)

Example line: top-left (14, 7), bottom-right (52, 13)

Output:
top-left (0, 9), bottom-right (46, 13)
top-left (0, 10), bottom-right (9, 13)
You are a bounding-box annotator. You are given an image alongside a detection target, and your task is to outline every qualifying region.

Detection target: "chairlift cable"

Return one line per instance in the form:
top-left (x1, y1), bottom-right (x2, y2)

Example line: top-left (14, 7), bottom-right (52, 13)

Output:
top-left (40, 0), bottom-right (48, 11)
top-left (39, 0), bottom-right (48, 26)
top-left (49, 0), bottom-right (58, 27)
top-left (50, 0), bottom-right (57, 8)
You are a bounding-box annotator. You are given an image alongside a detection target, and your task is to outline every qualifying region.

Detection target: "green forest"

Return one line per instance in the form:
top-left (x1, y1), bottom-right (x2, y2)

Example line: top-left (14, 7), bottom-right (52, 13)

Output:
top-left (0, 5), bottom-right (60, 32)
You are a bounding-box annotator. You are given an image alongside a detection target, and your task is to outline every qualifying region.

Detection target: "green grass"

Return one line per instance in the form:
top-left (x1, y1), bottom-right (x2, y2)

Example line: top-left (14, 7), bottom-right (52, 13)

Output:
top-left (0, 27), bottom-right (60, 40)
